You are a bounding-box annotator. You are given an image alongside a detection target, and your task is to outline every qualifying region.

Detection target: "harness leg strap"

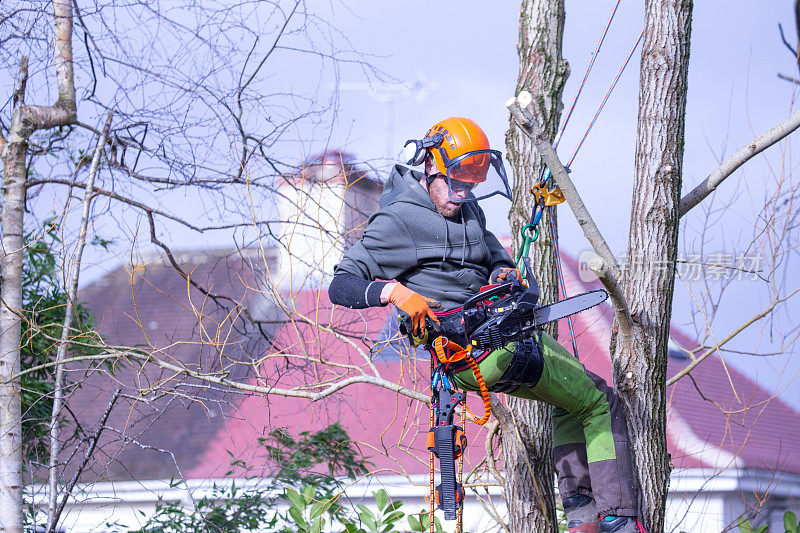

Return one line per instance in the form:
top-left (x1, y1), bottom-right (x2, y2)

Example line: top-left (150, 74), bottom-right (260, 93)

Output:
top-left (489, 335), bottom-right (544, 393)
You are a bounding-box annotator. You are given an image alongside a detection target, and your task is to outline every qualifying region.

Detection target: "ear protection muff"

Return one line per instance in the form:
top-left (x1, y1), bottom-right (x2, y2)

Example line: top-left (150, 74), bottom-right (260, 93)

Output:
top-left (401, 132), bottom-right (444, 166)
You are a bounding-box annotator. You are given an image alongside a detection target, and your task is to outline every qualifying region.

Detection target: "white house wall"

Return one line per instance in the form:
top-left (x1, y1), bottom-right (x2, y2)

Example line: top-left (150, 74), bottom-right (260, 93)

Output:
top-left (28, 469), bottom-right (800, 532)
top-left (275, 173), bottom-right (347, 291)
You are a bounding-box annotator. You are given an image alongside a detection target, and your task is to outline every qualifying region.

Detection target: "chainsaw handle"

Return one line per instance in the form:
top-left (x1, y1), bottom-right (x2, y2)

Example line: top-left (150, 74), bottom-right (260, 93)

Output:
top-left (462, 283), bottom-right (518, 311)
top-left (519, 257), bottom-right (540, 306)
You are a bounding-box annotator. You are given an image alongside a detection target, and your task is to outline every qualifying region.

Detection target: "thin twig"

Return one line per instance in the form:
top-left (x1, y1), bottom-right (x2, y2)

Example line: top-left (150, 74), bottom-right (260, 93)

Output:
top-left (778, 23), bottom-right (798, 61)
top-left (667, 285), bottom-right (800, 385)
top-left (46, 111), bottom-right (113, 533)
top-left (47, 388), bottom-right (121, 533)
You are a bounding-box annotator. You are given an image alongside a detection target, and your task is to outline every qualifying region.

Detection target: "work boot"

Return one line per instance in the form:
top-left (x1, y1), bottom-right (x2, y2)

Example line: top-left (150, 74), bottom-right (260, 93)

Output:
top-left (599, 515), bottom-right (638, 533)
top-left (563, 494), bottom-right (599, 533)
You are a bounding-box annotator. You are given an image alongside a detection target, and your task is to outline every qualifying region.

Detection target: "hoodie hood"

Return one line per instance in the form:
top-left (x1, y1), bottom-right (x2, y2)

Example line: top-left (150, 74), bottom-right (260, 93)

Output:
top-left (379, 164), bottom-right (437, 211)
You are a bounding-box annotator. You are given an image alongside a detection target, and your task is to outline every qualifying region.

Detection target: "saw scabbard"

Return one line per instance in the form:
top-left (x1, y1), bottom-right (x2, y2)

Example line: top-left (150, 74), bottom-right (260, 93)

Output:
top-left (428, 386), bottom-right (467, 520)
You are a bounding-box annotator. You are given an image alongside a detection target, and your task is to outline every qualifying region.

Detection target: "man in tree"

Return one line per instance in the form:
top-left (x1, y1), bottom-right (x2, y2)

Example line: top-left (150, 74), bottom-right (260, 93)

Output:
top-left (328, 117), bottom-right (640, 533)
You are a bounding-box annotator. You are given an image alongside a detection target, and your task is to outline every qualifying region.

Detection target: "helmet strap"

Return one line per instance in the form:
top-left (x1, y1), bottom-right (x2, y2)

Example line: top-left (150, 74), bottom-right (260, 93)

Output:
top-left (425, 172), bottom-right (436, 190)
top-left (423, 153), bottom-right (439, 190)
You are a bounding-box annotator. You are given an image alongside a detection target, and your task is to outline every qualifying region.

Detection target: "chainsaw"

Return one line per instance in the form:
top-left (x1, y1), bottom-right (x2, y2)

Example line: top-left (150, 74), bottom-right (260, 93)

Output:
top-left (398, 258), bottom-right (607, 350)
top-left (462, 257), bottom-right (607, 350)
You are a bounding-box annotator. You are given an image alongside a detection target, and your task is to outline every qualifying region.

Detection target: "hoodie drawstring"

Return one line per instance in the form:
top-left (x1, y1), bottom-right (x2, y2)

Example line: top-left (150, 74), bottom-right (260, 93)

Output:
top-left (441, 213), bottom-right (449, 262)
top-left (439, 207), bottom-right (470, 265)
top-left (460, 210), bottom-right (467, 266)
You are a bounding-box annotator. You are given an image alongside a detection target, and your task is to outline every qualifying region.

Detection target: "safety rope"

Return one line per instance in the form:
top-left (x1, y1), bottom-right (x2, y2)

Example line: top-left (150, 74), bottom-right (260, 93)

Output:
top-left (432, 336), bottom-right (491, 425)
top-left (547, 208), bottom-right (580, 358)
top-left (548, 29), bottom-right (644, 359)
top-left (565, 28), bottom-right (645, 169)
top-left (522, 17), bottom-right (644, 361)
top-left (428, 355), bottom-right (435, 533)
top-left (553, 0), bottom-right (623, 150)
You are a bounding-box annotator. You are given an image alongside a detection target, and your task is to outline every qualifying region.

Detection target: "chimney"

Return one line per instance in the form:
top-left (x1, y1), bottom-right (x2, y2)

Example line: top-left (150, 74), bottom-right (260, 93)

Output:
top-left (274, 151), bottom-right (382, 292)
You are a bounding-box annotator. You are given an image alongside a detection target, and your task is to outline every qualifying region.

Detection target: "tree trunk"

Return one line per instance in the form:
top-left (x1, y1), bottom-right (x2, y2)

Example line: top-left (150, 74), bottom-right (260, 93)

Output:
top-left (0, 124), bottom-right (28, 533)
top-left (503, 1), bottom-right (568, 531)
top-left (612, 1), bottom-right (693, 531)
top-left (0, 3), bottom-right (76, 531)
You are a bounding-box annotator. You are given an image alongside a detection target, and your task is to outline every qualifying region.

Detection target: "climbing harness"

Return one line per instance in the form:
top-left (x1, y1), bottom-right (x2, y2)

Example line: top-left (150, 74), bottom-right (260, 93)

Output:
top-left (401, 259), bottom-right (608, 527)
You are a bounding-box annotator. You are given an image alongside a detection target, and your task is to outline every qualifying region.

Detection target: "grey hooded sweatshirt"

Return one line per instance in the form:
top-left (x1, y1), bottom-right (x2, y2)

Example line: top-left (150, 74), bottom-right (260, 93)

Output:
top-left (333, 165), bottom-right (514, 310)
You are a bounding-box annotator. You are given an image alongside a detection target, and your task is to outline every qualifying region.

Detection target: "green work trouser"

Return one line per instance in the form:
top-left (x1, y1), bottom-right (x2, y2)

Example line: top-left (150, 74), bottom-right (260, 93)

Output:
top-left (450, 332), bottom-right (638, 517)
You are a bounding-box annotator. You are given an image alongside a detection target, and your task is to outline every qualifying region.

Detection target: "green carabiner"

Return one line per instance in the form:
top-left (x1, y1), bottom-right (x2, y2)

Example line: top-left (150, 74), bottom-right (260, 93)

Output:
top-left (515, 224), bottom-right (540, 275)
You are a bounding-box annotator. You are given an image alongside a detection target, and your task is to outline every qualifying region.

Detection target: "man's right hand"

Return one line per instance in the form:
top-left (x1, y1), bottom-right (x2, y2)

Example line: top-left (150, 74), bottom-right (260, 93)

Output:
top-left (490, 266), bottom-right (521, 284)
top-left (384, 283), bottom-right (440, 335)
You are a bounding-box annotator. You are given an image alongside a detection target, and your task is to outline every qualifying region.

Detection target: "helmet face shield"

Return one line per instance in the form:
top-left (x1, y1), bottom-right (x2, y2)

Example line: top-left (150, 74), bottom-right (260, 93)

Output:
top-left (441, 149), bottom-right (512, 203)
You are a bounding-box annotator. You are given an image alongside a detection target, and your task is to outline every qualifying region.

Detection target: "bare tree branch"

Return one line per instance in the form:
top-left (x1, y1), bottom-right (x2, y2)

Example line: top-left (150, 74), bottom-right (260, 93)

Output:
top-left (667, 285), bottom-right (800, 386)
top-left (679, 108), bottom-right (800, 218)
top-left (45, 111), bottom-right (112, 533)
top-left (46, 388), bottom-right (120, 533)
top-left (778, 23), bottom-right (798, 64)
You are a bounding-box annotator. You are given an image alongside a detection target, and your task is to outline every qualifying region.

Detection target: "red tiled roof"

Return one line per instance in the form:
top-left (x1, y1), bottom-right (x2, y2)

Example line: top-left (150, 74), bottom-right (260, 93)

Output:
top-left (557, 253), bottom-right (800, 474)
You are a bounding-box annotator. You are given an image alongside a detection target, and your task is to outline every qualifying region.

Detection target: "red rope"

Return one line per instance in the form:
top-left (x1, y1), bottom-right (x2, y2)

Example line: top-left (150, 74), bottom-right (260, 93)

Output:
top-left (566, 29), bottom-right (645, 169)
top-left (554, 0), bottom-right (623, 150)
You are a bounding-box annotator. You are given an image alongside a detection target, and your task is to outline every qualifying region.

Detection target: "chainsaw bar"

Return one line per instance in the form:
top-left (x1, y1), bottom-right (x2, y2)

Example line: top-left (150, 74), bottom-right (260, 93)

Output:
top-left (533, 288), bottom-right (608, 326)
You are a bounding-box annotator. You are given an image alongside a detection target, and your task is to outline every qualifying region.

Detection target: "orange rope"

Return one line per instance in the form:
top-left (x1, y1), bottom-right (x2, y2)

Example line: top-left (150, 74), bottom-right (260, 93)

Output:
top-left (432, 337), bottom-right (492, 426)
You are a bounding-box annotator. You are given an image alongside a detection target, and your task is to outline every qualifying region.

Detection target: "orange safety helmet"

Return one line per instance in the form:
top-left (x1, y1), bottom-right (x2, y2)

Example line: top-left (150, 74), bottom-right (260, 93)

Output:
top-left (402, 117), bottom-right (512, 202)
top-left (426, 117), bottom-right (491, 183)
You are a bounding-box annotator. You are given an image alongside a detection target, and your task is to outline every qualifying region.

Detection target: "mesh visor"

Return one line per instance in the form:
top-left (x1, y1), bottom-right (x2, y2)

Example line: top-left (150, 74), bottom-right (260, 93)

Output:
top-left (443, 149), bottom-right (512, 203)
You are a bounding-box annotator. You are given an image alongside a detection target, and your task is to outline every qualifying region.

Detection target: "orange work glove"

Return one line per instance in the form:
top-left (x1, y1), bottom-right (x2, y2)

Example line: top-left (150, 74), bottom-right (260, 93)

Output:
top-left (387, 283), bottom-right (440, 335)
top-left (490, 266), bottom-right (521, 284)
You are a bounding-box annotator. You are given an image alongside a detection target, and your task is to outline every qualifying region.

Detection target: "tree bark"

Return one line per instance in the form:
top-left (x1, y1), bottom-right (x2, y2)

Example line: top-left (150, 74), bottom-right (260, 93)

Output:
top-left (0, 80), bottom-right (28, 533)
top-left (503, 1), bottom-right (568, 531)
top-left (612, 1), bottom-right (693, 531)
top-left (0, 2), bottom-right (77, 531)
